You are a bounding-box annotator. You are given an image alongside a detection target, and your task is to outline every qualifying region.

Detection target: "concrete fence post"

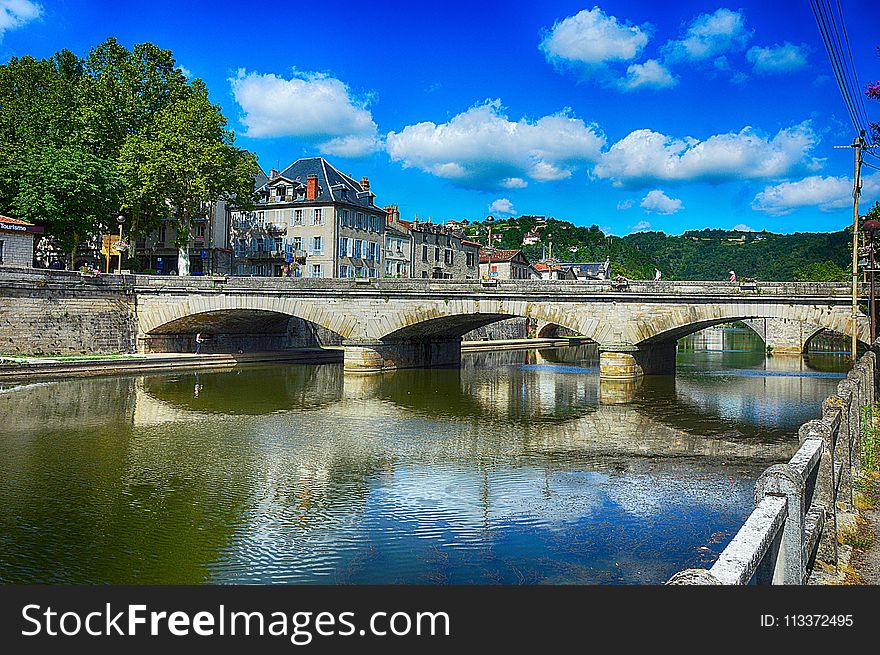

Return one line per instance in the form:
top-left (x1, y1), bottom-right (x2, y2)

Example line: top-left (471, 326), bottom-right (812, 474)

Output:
top-left (826, 391), bottom-right (853, 511)
top-left (798, 420), bottom-right (836, 564)
top-left (848, 371), bottom-right (862, 463)
top-left (754, 463), bottom-right (806, 584)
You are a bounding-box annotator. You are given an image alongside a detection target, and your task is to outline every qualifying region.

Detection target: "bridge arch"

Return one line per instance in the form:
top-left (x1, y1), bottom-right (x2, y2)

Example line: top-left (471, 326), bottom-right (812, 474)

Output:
top-left (137, 293), bottom-right (354, 353)
top-left (372, 299), bottom-right (591, 343)
top-left (632, 303), bottom-right (868, 347)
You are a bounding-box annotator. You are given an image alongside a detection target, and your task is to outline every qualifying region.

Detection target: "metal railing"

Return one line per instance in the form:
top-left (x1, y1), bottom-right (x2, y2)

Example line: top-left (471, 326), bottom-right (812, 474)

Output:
top-left (667, 344), bottom-right (876, 585)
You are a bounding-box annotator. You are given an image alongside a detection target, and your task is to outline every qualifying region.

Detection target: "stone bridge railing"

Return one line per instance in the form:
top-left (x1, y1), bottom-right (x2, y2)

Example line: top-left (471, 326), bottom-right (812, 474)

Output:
top-left (667, 343), bottom-right (877, 585)
top-left (126, 274), bottom-right (855, 298)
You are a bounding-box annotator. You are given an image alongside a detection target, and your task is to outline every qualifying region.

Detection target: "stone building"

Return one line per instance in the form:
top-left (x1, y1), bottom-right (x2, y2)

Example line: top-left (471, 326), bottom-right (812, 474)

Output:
top-left (134, 198), bottom-right (240, 276)
top-left (229, 157), bottom-right (386, 278)
top-left (405, 219), bottom-right (480, 279)
top-left (383, 206), bottom-right (412, 277)
top-left (480, 249), bottom-right (532, 280)
top-left (0, 215), bottom-right (43, 267)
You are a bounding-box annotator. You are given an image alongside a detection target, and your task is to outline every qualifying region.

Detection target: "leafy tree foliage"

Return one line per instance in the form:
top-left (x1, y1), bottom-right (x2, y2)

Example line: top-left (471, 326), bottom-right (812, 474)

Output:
top-left (0, 38), bottom-right (258, 269)
top-left (120, 82), bottom-right (259, 274)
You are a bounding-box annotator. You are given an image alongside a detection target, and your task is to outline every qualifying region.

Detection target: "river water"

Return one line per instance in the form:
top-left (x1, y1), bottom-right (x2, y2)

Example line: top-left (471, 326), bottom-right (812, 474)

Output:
top-left (0, 327), bottom-right (850, 584)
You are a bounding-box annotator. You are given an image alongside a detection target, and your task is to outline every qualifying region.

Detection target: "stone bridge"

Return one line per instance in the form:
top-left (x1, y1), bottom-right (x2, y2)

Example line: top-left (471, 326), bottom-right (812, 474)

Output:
top-left (130, 276), bottom-right (869, 378)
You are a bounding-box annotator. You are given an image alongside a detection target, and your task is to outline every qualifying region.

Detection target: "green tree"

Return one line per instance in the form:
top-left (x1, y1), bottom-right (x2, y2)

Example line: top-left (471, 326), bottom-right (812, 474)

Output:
top-left (119, 82), bottom-right (259, 275)
top-left (793, 260), bottom-right (849, 282)
top-left (12, 145), bottom-right (122, 263)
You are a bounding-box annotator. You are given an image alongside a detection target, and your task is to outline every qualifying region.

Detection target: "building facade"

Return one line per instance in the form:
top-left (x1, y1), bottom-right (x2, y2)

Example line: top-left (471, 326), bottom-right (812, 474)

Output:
top-left (229, 158), bottom-right (385, 278)
top-left (0, 215), bottom-right (43, 267)
top-left (480, 249), bottom-right (532, 280)
top-left (134, 199), bottom-right (236, 276)
top-left (407, 220), bottom-right (480, 279)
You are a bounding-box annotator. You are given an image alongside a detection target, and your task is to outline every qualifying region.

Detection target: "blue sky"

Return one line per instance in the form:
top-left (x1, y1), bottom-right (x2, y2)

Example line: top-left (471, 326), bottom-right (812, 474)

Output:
top-left (4, 0), bottom-right (880, 234)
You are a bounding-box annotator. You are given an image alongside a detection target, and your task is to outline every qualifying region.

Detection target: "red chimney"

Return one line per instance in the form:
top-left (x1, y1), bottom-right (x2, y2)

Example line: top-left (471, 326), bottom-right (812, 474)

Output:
top-left (306, 174), bottom-right (318, 200)
top-left (361, 176), bottom-right (370, 192)
top-left (384, 204), bottom-right (399, 225)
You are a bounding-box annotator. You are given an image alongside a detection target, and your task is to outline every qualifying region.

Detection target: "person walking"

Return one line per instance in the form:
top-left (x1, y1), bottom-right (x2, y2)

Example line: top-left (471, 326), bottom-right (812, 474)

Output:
top-left (195, 332), bottom-right (205, 354)
top-left (654, 268), bottom-right (662, 281)
top-left (728, 270), bottom-right (737, 282)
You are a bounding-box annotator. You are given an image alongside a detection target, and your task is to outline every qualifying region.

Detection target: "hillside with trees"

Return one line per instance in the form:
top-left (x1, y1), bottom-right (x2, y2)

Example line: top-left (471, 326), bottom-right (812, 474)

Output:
top-left (462, 213), bottom-right (864, 281)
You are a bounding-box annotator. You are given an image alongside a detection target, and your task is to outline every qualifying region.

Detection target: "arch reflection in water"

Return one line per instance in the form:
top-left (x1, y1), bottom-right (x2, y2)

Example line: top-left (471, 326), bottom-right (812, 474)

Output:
top-left (0, 331), bottom-right (849, 584)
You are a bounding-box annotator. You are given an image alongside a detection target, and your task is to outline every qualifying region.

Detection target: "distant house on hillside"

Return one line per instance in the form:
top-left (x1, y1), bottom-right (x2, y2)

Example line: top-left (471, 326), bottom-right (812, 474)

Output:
top-left (522, 231), bottom-right (540, 246)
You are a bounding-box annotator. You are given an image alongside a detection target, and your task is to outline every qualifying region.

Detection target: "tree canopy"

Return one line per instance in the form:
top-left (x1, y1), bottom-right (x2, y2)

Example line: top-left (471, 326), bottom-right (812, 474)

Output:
top-left (0, 38), bottom-right (258, 268)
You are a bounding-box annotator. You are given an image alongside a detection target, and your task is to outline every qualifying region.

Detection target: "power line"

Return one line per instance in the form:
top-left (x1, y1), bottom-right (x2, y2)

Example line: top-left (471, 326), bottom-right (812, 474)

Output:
top-left (832, 0), bottom-right (871, 130)
top-left (810, 0), bottom-right (871, 135)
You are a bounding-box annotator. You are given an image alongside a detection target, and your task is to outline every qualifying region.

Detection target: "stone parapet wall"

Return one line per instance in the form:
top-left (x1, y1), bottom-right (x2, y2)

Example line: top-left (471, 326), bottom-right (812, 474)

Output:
top-left (0, 268), bottom-right (136, 355)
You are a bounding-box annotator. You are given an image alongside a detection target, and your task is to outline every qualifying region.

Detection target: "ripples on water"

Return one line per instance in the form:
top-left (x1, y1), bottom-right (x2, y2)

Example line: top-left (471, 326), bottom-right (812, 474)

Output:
top-left (0, 327), bottom-right (851, 584)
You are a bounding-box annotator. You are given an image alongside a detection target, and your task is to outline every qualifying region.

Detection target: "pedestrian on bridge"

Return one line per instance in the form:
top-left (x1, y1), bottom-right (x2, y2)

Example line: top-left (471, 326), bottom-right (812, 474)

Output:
top-left (729, 270), bottom-right (737, 282)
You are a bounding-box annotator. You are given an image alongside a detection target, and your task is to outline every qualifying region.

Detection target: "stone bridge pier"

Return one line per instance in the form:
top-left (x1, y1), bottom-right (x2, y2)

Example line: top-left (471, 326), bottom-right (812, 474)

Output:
top-left (598, 343), bottom-right (677, 380)
top-left (342, 337), bottom-right (463, 373)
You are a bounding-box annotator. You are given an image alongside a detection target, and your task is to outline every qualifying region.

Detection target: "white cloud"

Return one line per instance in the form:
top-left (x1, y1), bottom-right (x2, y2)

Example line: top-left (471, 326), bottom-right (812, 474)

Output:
top-left (617, 59), bottom-right (678, 90)
top-left (540, 7), bottom-right (649, 66)
top-left (178, 66), bottom-right (193, 79)
top-left (616, 199), bottom-right (634, 210)
top-left (732, 223), bottom-right (754, 231)
top-left (0, 0), bottom-right (41, 39)
top-left (640, 189), bottom-right (683, 215)
top-left (631, 220), bottom-right (652, 232)
top-left (751, 174), bottom-right (880, 215)
top-left (746, 42), bottom-right (809, 74)
top-left (230, 69), bottom-right (380, 157)
top-left (593, 122), bottom-right (821, 187)
top-left (501, 177), bottom-right (528, 189)
top-left (488, 198), bottom-right (516, 216)
top-left (386, 99), bottom-right (606, 189)
top-left (664, 8), bottom-right (752, 63)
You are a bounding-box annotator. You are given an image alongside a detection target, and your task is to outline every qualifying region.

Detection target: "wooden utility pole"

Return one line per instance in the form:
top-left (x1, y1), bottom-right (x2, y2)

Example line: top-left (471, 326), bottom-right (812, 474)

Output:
top-left (849, 132), bottom-right (865, 359)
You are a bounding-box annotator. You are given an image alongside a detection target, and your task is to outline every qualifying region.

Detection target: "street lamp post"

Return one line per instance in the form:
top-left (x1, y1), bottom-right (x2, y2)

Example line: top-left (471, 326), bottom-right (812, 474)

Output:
top-left (863, 219), bottom-right (880, 342)
top-left (485, 215), bottom-right (495, 279)
top-left (116, 214), bottom-right (125, 274)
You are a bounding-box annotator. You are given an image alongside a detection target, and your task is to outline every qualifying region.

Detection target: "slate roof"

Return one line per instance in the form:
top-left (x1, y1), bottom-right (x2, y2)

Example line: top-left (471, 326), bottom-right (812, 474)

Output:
top-left (257, 157), bottom-right (377, 210)
top-left (479, 249), bottom-right (527, 264)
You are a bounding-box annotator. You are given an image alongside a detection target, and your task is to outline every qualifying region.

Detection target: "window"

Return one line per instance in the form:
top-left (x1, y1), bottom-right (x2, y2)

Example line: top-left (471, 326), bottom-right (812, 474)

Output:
top-left (341, 209), bottom-right (350, 226)
top-left (294, 209), bottom-right (303, 225)
top-left (194, 223), bottom-right (205, 239)
top-left (357, 212), bottom-right (364, 229)
top-left (368, 267), bottom-right (377, 278)
top-left (311, 264), bottom-right (322, 278)
top-left (467, 252), bottom-right (474, 267)
top-left (340, 265), bottom-right (350, 278)
top-left (293, 236), bottom-right (302, 251)
top-left (356, 266), bottom-right (366, 278)
top-left (434, 247), bottom-right (440, 262)
top-left (339, 237), bottom-right (349, 257)
top-left (158, 224), bottom-right (166, 245)
top-left (368, 241), bottom-right (377, 261)
top-left (353, 239), bottom-right (363, 258)
top-left (311, 236), bottom-right (323, 254)
top-left (274, 237), bottom-right (283, 252)
top-left (257, 211), bottom-right (265, 226)
top-left (0, 240), bottom-right (3, 264)
top-left (314, 208), bottom-right (323, 225)
top-left (422, 245), bottom-right (428, 262)
top-left (444, 249), bottom-right (452, 264)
